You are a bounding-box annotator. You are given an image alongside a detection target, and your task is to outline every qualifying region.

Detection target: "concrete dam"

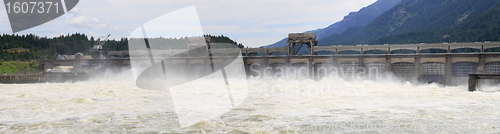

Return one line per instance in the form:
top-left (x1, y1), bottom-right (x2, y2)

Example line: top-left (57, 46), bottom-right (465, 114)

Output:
top-left (26, 33), bottom-right (496, 86)
top-left (39, 42), bottom-right (500, 86)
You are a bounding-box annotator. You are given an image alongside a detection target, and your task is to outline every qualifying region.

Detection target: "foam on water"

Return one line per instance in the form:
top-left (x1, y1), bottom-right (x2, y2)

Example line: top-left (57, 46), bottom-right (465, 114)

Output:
top-left (1, 69), bottom-right (500, 133)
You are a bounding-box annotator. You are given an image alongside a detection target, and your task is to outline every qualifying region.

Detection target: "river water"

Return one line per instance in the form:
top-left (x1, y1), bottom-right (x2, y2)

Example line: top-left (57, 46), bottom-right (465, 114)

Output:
top-left (1, 70), bottom-right (500, 133)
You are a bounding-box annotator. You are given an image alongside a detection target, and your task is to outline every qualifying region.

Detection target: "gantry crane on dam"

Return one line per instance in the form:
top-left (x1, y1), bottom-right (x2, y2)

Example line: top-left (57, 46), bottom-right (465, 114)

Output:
top-left (91, 34), bottom-right (111, 59)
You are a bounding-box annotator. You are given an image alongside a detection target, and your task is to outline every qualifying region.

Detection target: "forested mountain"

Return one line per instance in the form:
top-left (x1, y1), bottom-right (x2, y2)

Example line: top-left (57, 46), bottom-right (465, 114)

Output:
top-left (312, 0), bottom-right (402, 39)
top-left (264, 0), bottom-right (401, 48)
top-left (0, 34), bottom-right (243, 61)
top-left (320, 0), bottom-right (500, 45)
top-left (372, 2), bottom-right (500, 44)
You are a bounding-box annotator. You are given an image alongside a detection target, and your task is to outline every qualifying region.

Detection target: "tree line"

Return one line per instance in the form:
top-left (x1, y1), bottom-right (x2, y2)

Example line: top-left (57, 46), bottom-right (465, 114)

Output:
top-left (0, 33), bottom-right (244, 62)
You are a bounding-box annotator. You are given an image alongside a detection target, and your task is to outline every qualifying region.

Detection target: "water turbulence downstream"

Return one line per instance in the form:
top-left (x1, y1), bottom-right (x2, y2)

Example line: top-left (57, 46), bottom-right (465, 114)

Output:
top-left (127, 6), bottom-right (248, 127)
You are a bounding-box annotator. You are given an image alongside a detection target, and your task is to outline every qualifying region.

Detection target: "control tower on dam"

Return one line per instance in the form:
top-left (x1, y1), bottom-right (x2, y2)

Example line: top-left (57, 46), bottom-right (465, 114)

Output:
top-left (41, 33), bottom-right (500, 86)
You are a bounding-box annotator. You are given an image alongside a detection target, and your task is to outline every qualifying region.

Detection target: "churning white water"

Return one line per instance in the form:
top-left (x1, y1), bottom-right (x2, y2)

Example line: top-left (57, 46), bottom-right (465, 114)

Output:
top-left (1, 69), bottom-right (500, 133)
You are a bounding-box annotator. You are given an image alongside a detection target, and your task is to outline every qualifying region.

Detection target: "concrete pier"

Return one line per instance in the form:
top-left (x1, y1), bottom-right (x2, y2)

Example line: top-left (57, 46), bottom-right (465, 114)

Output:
top-left (0, 73), bottom-right (89, 84)
top-left (0, 74), bottom-right (47, 84)
top-left (468, 74), bottom-right (500, 92)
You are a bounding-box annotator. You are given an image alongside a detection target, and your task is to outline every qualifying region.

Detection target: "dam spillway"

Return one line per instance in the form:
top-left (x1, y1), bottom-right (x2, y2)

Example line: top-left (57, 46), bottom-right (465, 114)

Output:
top-left (38, 41), bottom-right (500, 86)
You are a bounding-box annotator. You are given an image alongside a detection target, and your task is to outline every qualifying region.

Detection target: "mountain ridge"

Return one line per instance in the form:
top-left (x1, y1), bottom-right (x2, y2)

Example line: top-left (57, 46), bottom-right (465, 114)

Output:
top-left (371, 2), bottom-right (500, 44)
top-left (264, 0), bottom-right (402, 48)
top-left (319, 0), bottom-right (500, 45)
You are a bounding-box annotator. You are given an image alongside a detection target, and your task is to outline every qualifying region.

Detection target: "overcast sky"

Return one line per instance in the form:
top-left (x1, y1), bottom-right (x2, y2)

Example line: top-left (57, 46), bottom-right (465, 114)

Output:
top-left (0, 0), bottom-right (377, 47)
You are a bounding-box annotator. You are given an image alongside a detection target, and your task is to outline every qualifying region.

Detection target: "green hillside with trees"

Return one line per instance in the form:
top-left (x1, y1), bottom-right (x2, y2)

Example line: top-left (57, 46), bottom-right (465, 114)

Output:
top-left (0, 34), bottom-right (244, 74)
top-left (0, 33), bottom-right (128, 61)
top-left (0, 34), bottom-right (243, 62)
top-left (207, 35), bottom-right (245, 48)
top-left (372, 2), bottom-right (500, 44)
